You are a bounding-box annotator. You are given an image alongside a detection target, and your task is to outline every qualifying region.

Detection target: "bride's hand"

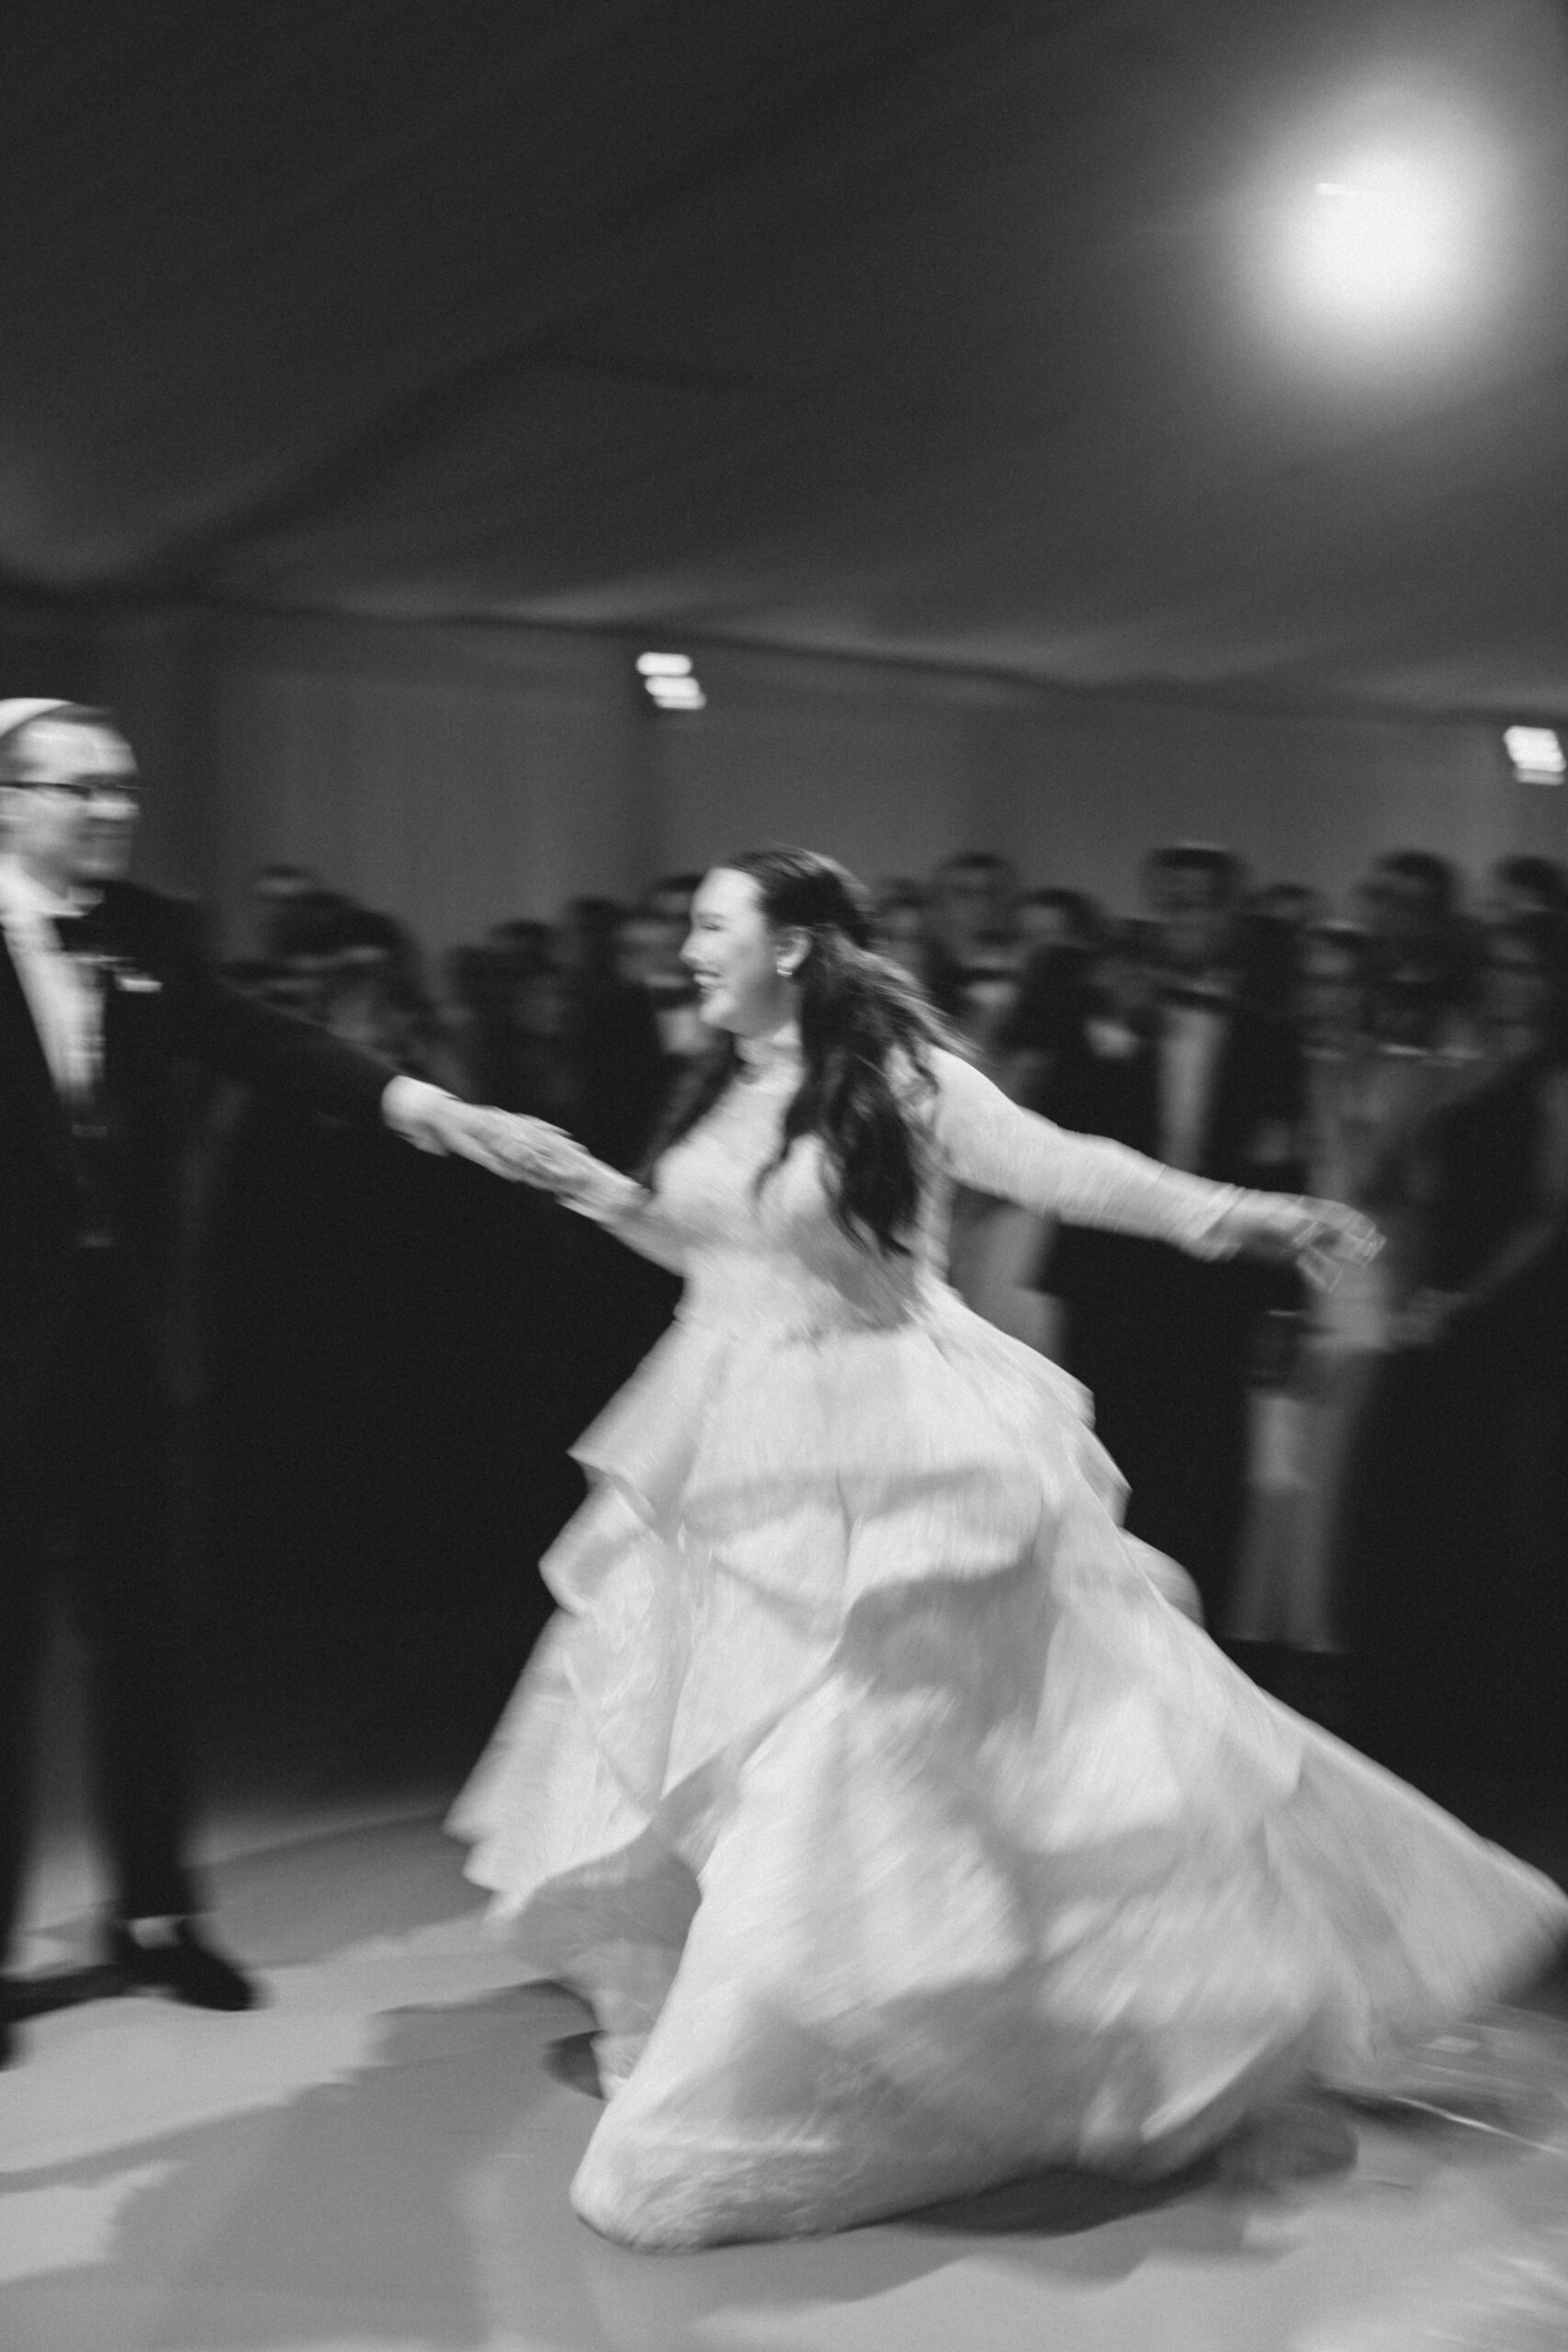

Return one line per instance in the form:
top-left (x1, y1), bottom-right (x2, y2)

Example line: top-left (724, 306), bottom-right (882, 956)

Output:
top-left (472, 1113), bottom-right (599, 1193)
top-left (1230, 1194), bottom-right (1384, 1291)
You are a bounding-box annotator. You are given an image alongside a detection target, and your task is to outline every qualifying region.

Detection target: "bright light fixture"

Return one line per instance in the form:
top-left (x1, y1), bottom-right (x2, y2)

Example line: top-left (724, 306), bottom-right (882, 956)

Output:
top-left (1503, 725), bottom-right (1565, 785)
top-left (1252, 89), bottom-right (1510, 368)
top-left (1288, 150), bottom-right (1471, 327)
top-left (637, 651), bottom-right (706, 713)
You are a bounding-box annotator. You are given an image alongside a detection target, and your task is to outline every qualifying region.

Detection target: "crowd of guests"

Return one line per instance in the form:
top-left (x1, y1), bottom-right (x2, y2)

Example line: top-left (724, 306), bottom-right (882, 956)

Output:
top-left (207, 841), bottom-right (1568, 1781)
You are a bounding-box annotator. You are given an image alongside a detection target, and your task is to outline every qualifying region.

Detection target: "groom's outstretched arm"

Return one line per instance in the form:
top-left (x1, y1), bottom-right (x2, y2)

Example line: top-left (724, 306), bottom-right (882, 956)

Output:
top-left (151, 895), bottom-right (531, 1180)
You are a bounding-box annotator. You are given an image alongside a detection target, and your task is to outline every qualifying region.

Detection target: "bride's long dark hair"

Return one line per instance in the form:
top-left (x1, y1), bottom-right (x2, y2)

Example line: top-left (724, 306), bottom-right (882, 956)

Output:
top-left (641, 846), bottom-right (953, 1254)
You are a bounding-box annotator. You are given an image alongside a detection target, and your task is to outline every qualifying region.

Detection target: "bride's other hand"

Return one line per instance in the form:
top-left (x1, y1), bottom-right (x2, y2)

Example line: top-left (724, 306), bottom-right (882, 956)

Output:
top-left (1224, 1194), bottom-right (1383, 1291)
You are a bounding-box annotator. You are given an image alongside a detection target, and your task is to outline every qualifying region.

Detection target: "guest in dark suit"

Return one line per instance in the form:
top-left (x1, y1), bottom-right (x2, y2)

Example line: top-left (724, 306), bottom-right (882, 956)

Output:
top-left (1037, 847), bottom-right (1305, 1628)
top-left (0, 697), bottom-right (525, 2066)
top-left (924, 851), bottom-right (1021, 1040)
top-left (1338, 913), bottom-right (1568, 1772)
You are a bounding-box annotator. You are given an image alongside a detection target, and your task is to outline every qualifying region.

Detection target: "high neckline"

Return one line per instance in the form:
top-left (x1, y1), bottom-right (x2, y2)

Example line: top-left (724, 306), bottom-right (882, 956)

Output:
top-left (735, 1023), bottom-right (803, 1081)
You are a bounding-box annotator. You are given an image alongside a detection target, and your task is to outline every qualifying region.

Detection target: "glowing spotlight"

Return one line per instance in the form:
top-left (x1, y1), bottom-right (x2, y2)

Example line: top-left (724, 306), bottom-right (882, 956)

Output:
top-left (1289, 150), bottom-right (1472, 327)
top-left (1248, 86), bottom-right (1515, 372)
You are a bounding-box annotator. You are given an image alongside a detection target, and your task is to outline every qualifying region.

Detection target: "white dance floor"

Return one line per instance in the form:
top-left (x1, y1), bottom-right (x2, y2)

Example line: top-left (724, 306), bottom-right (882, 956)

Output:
top-left (4, 1797), bottom-right (1568, 2352)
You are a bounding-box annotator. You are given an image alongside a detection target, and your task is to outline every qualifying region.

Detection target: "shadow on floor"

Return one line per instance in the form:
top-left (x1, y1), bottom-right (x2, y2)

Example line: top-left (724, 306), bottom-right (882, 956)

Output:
top-left (0, 1981), bottom-right (1295, 2352)
top-left (1, 1985), bottom-right (592, 2352)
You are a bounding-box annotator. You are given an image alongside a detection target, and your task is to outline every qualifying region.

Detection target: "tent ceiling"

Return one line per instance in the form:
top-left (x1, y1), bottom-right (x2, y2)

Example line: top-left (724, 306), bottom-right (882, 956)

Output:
top-left (4, 0), bottom-right (1568, 716)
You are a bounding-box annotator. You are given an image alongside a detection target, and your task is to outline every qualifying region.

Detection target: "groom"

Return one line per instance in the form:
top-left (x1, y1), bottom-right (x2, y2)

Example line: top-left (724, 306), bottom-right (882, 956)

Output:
top-left (0, 697), bottom-right (524, 2065)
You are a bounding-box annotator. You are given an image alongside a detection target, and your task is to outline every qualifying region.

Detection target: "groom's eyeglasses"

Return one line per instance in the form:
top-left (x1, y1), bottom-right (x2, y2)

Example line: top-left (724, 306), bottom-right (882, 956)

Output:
top-left (14, 777), bottom-right (143, 807)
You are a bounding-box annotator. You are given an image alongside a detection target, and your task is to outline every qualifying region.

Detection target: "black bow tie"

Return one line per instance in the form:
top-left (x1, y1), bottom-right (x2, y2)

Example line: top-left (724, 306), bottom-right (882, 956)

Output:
top-left (50, 904), bottom-right (106, 955)
top-left (1161, 984), bottom-right (1230, 1013)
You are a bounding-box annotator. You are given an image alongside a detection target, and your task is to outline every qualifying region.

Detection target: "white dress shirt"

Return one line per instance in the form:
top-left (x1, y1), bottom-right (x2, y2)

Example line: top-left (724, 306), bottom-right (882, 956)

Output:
top-left (0, 854), bottom-right (104, 1102)
top-left (1157, 998), bottom-right (1227, 1171)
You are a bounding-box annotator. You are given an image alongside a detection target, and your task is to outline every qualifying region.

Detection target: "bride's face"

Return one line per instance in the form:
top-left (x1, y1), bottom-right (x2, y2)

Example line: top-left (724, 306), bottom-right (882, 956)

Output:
top-left (682, 868), bottom-right (797, 1036)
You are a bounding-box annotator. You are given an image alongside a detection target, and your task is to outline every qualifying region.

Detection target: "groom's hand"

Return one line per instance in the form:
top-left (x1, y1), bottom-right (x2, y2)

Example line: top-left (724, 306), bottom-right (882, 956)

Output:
top-left (380, 1076), bottom-right (540, 1178)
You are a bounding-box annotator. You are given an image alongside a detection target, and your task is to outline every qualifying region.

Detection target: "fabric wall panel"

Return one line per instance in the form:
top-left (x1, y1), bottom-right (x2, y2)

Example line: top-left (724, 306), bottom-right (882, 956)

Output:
top-left (119, 609), bottom-right (1563, 951)
top-left (207, 620), bottom-right (644, 956)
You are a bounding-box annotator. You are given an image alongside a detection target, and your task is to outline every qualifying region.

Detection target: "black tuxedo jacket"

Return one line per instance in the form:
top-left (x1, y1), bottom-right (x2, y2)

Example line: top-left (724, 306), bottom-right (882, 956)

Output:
top-left (0, 878), bottom-right (395, 1346)
top-left (1046, 1001), bottom-right (1304, 1189)
top-left (1039, 1000), bottom-right (1306, 1317)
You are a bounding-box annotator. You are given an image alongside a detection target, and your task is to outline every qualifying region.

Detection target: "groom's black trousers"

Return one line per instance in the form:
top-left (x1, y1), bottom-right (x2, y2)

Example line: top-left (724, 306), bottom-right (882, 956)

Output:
top-left (0, 1247), bottom-right (197, 1967)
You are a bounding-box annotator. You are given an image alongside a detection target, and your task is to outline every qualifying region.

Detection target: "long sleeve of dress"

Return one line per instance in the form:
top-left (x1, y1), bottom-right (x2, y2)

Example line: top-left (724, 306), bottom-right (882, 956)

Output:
top-left (927, 1049), bottom-right (1247, 1258)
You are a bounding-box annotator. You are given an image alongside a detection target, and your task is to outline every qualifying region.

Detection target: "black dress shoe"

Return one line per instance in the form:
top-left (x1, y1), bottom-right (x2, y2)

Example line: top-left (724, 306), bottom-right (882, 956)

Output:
top-left (0, 2007), bottom-right (14, 2067)
top-left (107, 1920), bottom-right (259, 2012)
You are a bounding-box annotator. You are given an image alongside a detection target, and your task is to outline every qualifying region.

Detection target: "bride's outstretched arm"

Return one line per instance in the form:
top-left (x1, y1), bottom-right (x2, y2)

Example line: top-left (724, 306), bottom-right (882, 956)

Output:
top-left (473, 1113), bottom-right (688, 1272)
top-left (926, 1050), bottom-right (1378, 1278)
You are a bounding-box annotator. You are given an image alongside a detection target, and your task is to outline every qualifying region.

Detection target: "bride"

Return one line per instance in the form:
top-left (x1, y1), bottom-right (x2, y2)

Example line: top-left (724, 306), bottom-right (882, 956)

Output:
top-left (452, 845), bottom-right (1566, 2250)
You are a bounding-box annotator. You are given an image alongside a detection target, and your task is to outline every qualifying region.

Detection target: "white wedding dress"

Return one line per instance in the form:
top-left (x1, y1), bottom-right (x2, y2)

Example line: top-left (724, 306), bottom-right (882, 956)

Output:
top-left (452, 1044), bottom-right (1566, 2248)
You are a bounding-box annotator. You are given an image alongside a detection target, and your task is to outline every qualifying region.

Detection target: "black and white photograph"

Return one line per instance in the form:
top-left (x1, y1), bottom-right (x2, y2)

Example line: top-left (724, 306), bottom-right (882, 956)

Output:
top-left (2, 5), bottom-right (1567, 2347)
